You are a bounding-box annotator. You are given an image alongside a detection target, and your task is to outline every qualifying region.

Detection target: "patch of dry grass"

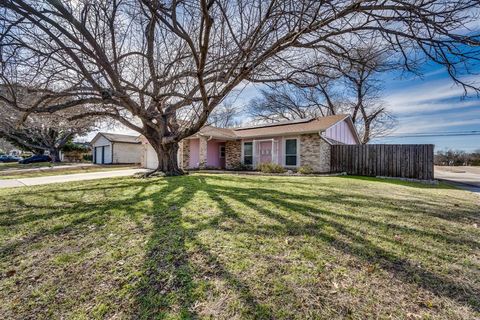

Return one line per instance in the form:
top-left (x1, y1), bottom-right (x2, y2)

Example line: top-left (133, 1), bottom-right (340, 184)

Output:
top-left (0, 164), bottom-right (136, 179)
top-left (0, 162), bottom-right (76, 171)
top-left (0, 174), bottom-right (478, 319)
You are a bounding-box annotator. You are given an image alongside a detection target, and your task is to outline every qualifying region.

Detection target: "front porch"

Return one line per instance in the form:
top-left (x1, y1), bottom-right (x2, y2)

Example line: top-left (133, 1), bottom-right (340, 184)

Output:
top-left (180, 137), bottom-right (287, 170)
top-left (169, 132), bottom-right (331, 173)
top-left (181, 135), bottom-right (317, 171)
top-left (181, 137), bottom-right (226, 169)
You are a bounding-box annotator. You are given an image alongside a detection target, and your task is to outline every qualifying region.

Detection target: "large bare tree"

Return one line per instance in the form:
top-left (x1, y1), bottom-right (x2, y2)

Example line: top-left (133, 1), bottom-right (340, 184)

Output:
top-left (207, 98), bottom-right (242, 128)
top-left (248, 47), bottom-right (397, 143)
top-left (1, 0), bottom-right (479, 174)
top-left (341, 47), bottom-right (396, 143)
top-left (248, 84), bottom-right (339, 122)
top-left (0, 86), bottom-right (98, 162)
top-left (0, 138), bottom-right (16, 155)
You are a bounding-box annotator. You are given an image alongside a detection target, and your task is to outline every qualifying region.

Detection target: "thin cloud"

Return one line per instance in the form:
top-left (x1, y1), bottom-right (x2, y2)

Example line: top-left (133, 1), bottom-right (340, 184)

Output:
top-left (389, 99), bottom-right (479, 115)
top-left (394, 108), bottom-right (480, 133)
top-left (386, 78), bottom-right (473, 110)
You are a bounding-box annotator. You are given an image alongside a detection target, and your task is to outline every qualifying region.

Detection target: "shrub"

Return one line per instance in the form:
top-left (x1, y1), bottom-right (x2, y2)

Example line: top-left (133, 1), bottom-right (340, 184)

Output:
top-left (257, 162), bottom-right (286, 173)
top-left (298, 165), bottom-right (314, 174)
top-left (204, 165), bottom-right (222, 170)
top-left (229, 161), bottom-right (251, 171)
top-left (62, 142), bottom-right (90, 152)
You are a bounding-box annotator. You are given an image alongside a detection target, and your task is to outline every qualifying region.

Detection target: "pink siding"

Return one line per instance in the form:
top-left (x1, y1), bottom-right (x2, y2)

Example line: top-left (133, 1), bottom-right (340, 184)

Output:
top-left (275, 137), bottom-right (283, 165)
top-left (189, 138), bottom-right (200, 168)
top-left (188, 138), bottom-right (225, 168)
top-left (207, 140), bottom-right (224, 168)
top-left (325, 119), bottom-right (358, 144)
top-left (242, 137), bottom-right (283, 165)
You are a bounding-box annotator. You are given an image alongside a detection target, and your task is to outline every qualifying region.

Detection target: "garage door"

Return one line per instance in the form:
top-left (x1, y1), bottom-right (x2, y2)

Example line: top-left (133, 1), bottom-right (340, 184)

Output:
top-left (146, 144), bottom-right (158, 169)
top-left (144, 144), bottom-right (181, 169)
top-left (103, 145), bottom-right (112, 164)
top-left (94, 146), bottom-right (104, 164)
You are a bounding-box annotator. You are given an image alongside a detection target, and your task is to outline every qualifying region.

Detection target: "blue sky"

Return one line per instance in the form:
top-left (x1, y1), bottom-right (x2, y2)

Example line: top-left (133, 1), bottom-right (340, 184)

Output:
top-left (91, 64), bottom-right (480, 153)
top-left (372, 65), bottom-right (480, 152)
top-left (227, 64), bottom-right (480, 152)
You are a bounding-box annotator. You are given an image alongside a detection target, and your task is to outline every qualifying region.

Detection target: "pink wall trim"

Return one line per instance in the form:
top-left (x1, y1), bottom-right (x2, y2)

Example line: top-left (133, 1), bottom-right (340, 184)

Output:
top-left (325, 119), bottom-right (358, 144)
top-left (189, 138), bottom-right (200, 168)
top-left (188, 138), bottom-right (225, 168)
top-left (276, 137), bottom-right (283, 165)
top-left (187, 120), bottom-right (358, 169)
top-left (207, 140), bottom-right (224, 168)
top-left (242, 137), bottom-right (284, 165)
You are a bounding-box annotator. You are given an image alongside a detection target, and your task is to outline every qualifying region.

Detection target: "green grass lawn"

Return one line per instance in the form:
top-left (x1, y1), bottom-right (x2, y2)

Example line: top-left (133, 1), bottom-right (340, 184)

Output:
top-left (0, 162), bottom-right (76, 171)
top-left (0, 174), bottom-right (478, 319)
top-left (0, 164), bottom-right (136, 179)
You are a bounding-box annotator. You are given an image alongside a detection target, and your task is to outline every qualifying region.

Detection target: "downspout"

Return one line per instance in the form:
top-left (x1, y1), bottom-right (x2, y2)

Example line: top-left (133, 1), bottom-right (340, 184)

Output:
top-left (318, 130), bottom-right (332, 145)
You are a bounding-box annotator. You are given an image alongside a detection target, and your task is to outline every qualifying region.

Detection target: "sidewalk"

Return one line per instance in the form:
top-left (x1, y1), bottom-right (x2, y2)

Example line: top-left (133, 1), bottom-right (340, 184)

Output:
top-left (0, 169), bottom-right (148, 188)
top-left (435, 166), bottom-right (480, 194)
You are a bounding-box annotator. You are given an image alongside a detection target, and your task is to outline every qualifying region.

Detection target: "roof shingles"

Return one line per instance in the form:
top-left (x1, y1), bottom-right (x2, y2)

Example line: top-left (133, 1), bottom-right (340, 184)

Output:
top-left (96, 114), bottom-right (351, 144)
top-left (195, 114), bottom-right (348, 139)
top-left (100, 133), bottom-right (140, 143)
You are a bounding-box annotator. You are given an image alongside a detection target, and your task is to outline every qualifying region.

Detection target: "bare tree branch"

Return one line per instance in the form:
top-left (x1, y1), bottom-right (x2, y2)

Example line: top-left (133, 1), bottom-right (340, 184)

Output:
top-left (0, 0), bottom-right (478, 173)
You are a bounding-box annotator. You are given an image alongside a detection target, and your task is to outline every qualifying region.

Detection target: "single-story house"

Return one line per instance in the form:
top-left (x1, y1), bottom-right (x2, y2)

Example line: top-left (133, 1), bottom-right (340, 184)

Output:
top-left (90, 132), bottom-right (142, 164)
top-left (140, 114), bottom-right (360, 172)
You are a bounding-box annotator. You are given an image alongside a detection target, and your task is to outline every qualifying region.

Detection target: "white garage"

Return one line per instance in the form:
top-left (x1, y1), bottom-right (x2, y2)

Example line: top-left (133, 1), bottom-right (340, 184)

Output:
top-left (138, 136), bottom-right (183, 170)
top-left (143, 143), bottom-right (159, 169)
top-left (90, 133), bottom-right (142, 164)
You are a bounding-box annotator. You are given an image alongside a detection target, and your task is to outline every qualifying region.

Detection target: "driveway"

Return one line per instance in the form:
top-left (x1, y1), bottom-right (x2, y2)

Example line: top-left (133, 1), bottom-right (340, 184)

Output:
top-left (0, 168), bottom-right (148, 188)
top-left (435, 166), bottom-right (480, 193)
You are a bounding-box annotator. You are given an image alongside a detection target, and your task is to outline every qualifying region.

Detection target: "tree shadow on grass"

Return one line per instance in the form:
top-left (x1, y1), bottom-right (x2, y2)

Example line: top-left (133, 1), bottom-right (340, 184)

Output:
top-left (0, 182), bottom-right (152, 259)
top-left (132, 181), bottom-right (198, 319)
top-left (131, 174), bottom-right (480, 316)
top-left (337, 175), bottom-right (456, 189)
top-left (195, 175), bottom-right (480, 313)
top-left (1, 175), bottom-right (269, 319)
top-left (205, 174), bottom-right (480, 224)
top-left (131, 176), bottom-right (272, 319)
top-left (1, 173), bottom-right (478, 318)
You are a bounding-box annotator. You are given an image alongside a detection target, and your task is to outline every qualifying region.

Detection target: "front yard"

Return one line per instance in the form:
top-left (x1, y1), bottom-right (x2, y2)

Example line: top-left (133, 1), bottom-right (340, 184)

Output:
top-left (0, 174), bottom-right (478, 319)
top-left (0, 164), bottom-right (136, 180)
top-left (0, 162), bottom-right (75, 171)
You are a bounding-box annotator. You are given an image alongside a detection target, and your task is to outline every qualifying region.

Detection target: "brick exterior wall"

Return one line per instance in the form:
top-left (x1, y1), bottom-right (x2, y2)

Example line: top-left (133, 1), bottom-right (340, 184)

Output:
top-left (179, 140), bottom-right (190, 169)
top-left (199, 136), bottom-right (208, 169)
top-left (300, 134), bottom-right (331, 173)
top-left (225, 140), bottom-right (241, 169)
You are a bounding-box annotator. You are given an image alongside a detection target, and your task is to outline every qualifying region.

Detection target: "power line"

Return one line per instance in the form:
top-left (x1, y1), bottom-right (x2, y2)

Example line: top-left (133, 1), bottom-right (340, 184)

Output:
top-left (384, 130), bottom-right (480, 138)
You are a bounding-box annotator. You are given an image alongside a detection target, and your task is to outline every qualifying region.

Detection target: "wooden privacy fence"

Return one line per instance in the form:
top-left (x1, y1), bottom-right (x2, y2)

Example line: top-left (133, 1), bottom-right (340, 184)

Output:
top-left (330, 144), bottom-right (434, 180)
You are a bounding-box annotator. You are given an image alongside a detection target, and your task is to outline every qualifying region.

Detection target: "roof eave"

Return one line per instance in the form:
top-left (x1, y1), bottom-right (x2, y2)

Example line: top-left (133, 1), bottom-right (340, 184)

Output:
top-left (89, 132), bottom-right (106, 145)
top-left (236, 130), bottom-right (322, 139)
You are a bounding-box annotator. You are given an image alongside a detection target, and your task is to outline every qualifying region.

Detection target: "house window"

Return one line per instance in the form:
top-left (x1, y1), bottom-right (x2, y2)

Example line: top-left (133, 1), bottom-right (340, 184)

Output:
top-left (243, 142), bottom-right (253, 165)
top-left (285, 139), bottom-right (298, 166)
top-left (219, 145), bottom-right (225, 158)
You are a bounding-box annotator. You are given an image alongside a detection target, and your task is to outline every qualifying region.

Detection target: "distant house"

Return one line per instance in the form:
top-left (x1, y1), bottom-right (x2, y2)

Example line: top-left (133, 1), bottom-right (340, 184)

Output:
top-left (59, 142), bottom-right (92, 162)
top-left (90, 133), bottom-right (142, 164)
top-left (140, 114), bottom-right (360, 172)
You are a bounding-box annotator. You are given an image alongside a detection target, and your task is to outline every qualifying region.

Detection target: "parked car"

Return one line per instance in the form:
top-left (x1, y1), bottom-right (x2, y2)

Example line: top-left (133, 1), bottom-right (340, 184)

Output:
top-left (18, 155), bottom-right (52, 164)
top-left (0, 155), bottom-right (23, 163)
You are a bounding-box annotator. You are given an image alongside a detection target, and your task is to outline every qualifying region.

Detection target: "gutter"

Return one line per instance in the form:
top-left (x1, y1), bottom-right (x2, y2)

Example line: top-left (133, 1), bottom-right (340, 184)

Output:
top-left (318, 130), bottom-right (332, 145)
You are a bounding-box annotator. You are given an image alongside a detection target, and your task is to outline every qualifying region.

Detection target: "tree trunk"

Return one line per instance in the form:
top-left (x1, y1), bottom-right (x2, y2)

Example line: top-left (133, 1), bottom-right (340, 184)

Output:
top-left (362, 122), bottom-right (371, 144)
top-left (49, 148), bottom-right (61, 162)
top-left (150, 141), bottom-right (184, 176)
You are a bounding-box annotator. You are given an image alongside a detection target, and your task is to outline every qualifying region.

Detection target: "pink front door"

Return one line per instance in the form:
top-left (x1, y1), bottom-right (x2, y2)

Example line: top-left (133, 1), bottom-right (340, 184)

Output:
top-left (259, 141), bottom-right (273, 164)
